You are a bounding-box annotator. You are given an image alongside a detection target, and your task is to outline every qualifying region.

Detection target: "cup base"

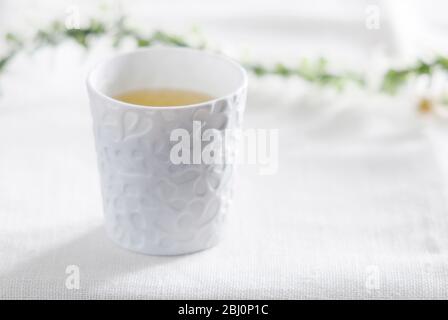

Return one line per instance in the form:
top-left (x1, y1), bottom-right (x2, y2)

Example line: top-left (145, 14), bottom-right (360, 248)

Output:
top-left (105, 227), bottom-right (221, 256)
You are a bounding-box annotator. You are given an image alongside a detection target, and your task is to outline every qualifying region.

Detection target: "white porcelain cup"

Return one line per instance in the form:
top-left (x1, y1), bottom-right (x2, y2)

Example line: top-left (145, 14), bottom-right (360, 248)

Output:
top-left (87, 47), bottom-right (247, 255)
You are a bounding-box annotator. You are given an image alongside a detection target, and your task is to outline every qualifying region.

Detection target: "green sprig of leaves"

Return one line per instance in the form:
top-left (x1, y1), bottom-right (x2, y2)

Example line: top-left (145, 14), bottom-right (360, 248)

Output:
top-left (0, 16), bottom-right (446, 94)
top-left (382, 57), bottom-right (448, 94)
top-left (244, 58), bottom-right (365, 90)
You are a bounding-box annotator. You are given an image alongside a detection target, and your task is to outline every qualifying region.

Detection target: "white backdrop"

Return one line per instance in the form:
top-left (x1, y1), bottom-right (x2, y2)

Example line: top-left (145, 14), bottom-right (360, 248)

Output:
top-left (1, 0), bottom-right (448, 299)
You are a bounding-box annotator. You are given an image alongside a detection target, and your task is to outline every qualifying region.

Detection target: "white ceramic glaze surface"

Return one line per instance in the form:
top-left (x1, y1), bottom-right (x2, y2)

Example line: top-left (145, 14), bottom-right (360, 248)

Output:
top-left (87, 47), bottom-right (247, 255)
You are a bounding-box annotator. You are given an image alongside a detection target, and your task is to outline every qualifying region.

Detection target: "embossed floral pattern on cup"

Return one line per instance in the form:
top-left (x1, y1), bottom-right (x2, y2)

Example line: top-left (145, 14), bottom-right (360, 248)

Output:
top-left (87, 47), bottom-right (247, 255)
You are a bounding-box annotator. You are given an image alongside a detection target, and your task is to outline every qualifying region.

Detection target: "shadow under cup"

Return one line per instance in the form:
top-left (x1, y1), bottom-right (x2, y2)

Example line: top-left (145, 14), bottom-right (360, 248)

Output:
top-left (87, 47), bottom-right (248, 255)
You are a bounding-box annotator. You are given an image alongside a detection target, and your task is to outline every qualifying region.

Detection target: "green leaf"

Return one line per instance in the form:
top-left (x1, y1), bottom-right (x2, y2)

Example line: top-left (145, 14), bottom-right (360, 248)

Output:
top-left (137, 37), bottom-right (151, 47)
top-left (415, 60), bottom-right (431, 75)
top-left (247, 64), bottom-right (267, 76)
top-left (152, 31), bottom-right (188, 47)
top-left (274, 63), bottom-right (291, 76)
top-left (382, 69), bottom-right (409, 94)
top-left (0, 52), bottom-right (15, 72)
top-left (436, 56), bottom-right (448, 70)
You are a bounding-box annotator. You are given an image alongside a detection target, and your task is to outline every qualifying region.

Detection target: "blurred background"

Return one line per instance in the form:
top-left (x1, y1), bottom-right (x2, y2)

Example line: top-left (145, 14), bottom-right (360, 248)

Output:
top-left (2, 0), bottom-right (448, 299)
top-left (1, 0), bottom-right (448, 59)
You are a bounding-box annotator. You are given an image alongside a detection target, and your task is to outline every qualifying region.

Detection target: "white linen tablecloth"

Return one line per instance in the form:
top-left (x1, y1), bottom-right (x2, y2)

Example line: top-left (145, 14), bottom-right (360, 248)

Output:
top-left (1, 59), bottom-right (448, 298)
top-left (1, 0), bottom-right (448, 299)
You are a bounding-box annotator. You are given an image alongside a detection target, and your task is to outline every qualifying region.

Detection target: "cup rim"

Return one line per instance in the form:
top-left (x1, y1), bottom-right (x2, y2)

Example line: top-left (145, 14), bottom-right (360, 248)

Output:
top-left (86, 46), bottom-right (248, 110)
